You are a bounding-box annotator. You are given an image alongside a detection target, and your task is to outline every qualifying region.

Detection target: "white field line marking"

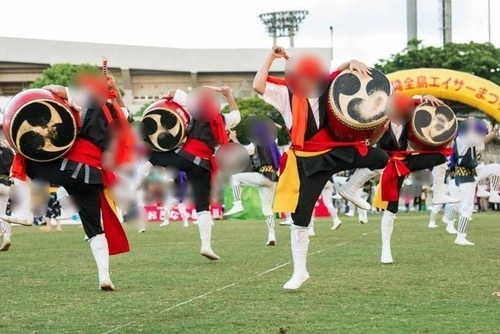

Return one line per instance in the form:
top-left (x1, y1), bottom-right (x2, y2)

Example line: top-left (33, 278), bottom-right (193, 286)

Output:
top-left (101, 230), bottom-right (376, 334)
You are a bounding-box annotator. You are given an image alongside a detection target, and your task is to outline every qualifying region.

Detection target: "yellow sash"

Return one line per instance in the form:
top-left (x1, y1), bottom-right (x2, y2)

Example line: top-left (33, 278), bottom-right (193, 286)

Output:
top-left (273, 149), bottom-right (330, 213)
top-left (372, 182), bottom-right (388, 210)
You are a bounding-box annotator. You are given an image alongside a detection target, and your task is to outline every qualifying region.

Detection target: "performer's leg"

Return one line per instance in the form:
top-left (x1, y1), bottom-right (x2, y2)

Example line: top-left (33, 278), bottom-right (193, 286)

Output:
top-left (338, 147), bottom-right (388, 210)
top-left (0, 217), bottom-right (11, 251)
top-left (380, 177), bottom-right (404, 264)
top-left (455, 182), bottom-right (476, 245)
top-left (2, 178), bottom-right (33, 226)
top-left (428, 204), bottom-right (442, 228)
top-left (136, 190), bottom-right (147, 233)
top-left (477, 164), bottom-right (500, 203)
top-left (358, 190), bottom-right (369, 224)
top-left (69, 185), bottom-right (114, 290)
top-left (308, 216), bottom-right (315, 236)
top-left (186, 165), bottom-right (219, 260)
top-left (280, 212), bottom-right (293, 226)
top-left (285, 169), bottom-right (332, 290)
top-left (257, 180), bottom-right (277, 246)
top-left (431, 162), bottom-right (459, 205)
top-left (160, 196), bottom-right (177, 227)
top-left (321, 186), bottom-right (342, 230)
top-left (0, 190), bottom-right (11, 251)
top-left (490, 175), bottom-right (500, 203)
top-left (177, 202), bottom-right (189, 227)
top-left (225, 174), bottom-right (244, 216)
top-left (443, 204), bottom-right (458, 234)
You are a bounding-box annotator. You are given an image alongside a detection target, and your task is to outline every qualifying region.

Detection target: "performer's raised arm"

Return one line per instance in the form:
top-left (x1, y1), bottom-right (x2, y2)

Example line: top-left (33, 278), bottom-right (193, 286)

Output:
top-left (253, 46), bottom-right (287, 95)
top-left (220, 86), bottom-right (240, 129)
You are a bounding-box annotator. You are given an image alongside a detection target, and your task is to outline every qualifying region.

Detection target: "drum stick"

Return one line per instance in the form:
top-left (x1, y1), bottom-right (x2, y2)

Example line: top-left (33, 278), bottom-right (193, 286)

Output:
top-left (102, 57), bottom-right (109, 79)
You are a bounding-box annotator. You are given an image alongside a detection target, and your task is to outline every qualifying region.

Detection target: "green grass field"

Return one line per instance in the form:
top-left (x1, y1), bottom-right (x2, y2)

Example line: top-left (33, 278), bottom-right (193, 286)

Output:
top-left (1, 212), bottom-right (500, 333)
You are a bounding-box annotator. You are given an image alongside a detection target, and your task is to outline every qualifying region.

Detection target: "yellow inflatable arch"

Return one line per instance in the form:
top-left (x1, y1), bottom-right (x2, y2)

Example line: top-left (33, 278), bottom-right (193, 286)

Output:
top-left (386, 68), bottom-right (500, 120)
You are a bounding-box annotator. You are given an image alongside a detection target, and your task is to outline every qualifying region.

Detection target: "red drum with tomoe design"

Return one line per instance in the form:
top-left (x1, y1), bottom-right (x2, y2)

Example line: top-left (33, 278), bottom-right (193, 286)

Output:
top-left (141, 98), bottom-right (191, 152)
top-left (3, 89), bottom-right (77, 162)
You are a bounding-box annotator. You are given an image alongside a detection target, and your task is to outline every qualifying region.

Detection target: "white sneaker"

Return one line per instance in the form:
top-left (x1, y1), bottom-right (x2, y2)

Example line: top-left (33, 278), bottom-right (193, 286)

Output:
top-left (283, 272), bottom-right (310, 290)
top-left (455, 233), bottom-right (475, 246)
top-left (267, 230), bottom-right (276, 246)
top-left (183, 221), bottom-right (189, 227)
top-left (489, 192), bottom-right (500, 203)
top-left (381, 247), bottom-right (394, 264)
top-left (0, 239), bottom-right (11, 251)
top-left (225, 201), bottom-right (244, 216)
top-left (280, 220), bottom-right (293, 226)
top-left (308, 228), bottom-right (316, 237)
top-left (428, 221), bottom-right (438, 228)
top-left (345, 211), bottom-right (355, 217)
top-left (338, 168), bottom-right (377, 211)
top-left (200, 248), bottom-right (220, 260)
top-left (331, 218), bottom-right (343, 230)
top-left (1, 213), bottom-right (33, 227)
top-left (446, 223), bottom-right (458, 234)
top-left (159, 221), bottom-right (169, 227)
top-left (137, 228), bottom-right (146, 233)
top-left (432, 194), bottom-right (459, 205)
top-left (99, 280), bottom-right (115, 291)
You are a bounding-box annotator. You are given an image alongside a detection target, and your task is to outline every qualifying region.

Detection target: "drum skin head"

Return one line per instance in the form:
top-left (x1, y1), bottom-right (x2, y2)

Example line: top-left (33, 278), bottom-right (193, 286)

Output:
top-left (141, 99), bottom-right (190, 152)
top-left (410, 103), bottom-right (457, 149)
top-left (330, 68), bottom-right (391, 128)
top-left (4, 89), bottom-right (77, 162)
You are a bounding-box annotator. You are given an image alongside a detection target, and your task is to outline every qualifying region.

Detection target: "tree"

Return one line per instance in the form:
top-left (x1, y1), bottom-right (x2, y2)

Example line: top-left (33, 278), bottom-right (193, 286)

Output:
top-left (134, 102), bottom-right (152, 120)
top-left (375, 40), bottom-right (500, 85)
top-left (30, 63), bottom-right (100, 88)
top-left (222, 97), bottom-right (290, 145)
top-left (30, 63), bottom-right (126, 97)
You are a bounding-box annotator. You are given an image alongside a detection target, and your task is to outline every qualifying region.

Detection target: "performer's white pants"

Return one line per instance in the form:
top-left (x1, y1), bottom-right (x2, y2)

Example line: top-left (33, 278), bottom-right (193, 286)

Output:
top-left (321, 181), bottom-right (337, 217)
top-left (458, 181), bottom-right (476, 219)
top-left (0, 184), bottom-right (10, 215)
top-left (231, 172), bottom-right (276, 216)
top-left (476, 163), bottom-right (500, 182)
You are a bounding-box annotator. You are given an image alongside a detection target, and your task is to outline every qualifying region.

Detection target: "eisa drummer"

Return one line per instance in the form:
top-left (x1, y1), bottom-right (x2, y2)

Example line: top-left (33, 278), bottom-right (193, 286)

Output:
top-left (4, 73), bottom-right (131, 290)
top-left (254, 47), bottom-right (389, 290)
top-left (135, 86), bottom-right (240, 261)
top-left (372, 94), bottom-right (458, 264)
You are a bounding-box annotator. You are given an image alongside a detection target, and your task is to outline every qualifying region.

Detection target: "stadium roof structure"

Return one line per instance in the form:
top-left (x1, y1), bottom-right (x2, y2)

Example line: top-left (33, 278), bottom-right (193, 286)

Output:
top-left (0, 36), bottom-right (331, 73)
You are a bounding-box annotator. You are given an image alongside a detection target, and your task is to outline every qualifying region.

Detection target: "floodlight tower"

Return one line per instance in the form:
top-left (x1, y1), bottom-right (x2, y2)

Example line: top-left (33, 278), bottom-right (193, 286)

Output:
top-left (259, 10), bottom-right (309, 47)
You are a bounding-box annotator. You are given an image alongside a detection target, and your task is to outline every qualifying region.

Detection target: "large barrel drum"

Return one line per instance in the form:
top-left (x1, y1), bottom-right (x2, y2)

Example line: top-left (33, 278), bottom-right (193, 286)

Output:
top-left (3, 89), bottom-right (77, 162)
top-left (408, 103), bottom-right (458, 151)
top-left (141, 98), bottom-right (190, 152)
top-left (327, 68), bottom-right (391, 144)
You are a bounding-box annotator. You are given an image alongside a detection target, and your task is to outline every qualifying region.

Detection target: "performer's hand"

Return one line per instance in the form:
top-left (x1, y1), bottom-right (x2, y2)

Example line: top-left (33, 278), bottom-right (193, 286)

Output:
top-left (42, 85), bottom-right (68, 99)
top-left (228, 130), bottom-right (238, 142)
top-left (271, 46), bottom-right (287, 59)
top-left (219, 86), bottom-right (233, 99)
top-left (348, 60), bottom-right (371, 77)
top-left (161, 90), bottom-right (177, 99)
top-left (107, 75), bottom-right (120, 93)
top-left (423, 95), bottom-right (444, 107)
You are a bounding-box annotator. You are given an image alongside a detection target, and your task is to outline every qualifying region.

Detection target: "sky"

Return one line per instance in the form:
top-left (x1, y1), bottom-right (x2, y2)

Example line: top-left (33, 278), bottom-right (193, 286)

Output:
top-left (0, 0), bottom-right (498, 66)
